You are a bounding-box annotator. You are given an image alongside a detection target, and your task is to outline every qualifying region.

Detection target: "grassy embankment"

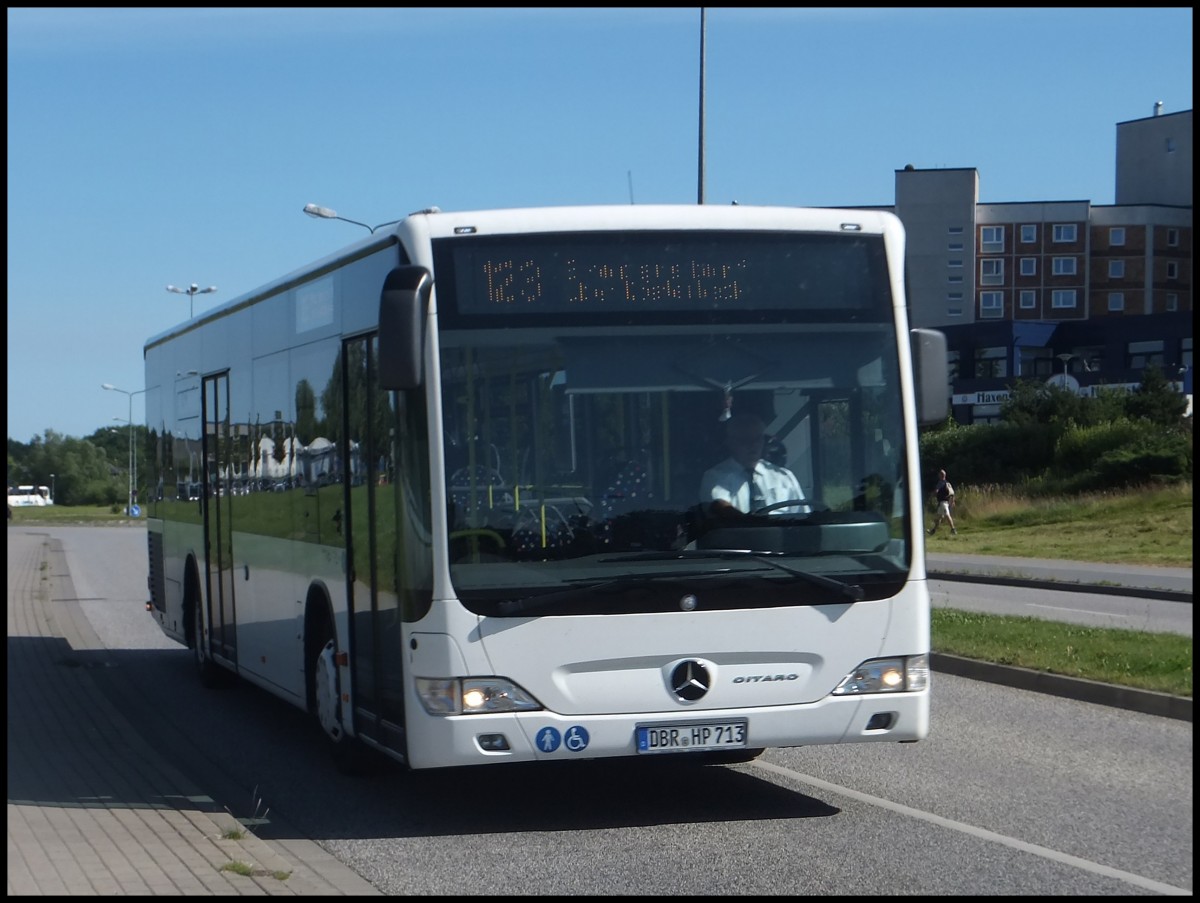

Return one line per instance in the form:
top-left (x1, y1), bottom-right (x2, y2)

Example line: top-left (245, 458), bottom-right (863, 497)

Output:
top-left (925, 481), bottom-right (1191, 698)
top-left (10, 483), bottom-right (1193, 697)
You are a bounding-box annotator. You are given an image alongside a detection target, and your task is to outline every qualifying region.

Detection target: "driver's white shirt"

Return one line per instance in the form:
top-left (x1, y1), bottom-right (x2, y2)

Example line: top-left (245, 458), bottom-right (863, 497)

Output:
top-left (699, 458), bottom-right (810, 514)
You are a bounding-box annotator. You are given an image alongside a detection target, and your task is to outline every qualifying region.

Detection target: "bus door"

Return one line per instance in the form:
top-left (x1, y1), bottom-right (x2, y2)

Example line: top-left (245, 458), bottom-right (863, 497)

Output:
top-left (342, 335), bottom-right (407, 752)
top-left (201, 373), bottom-right (238, 666)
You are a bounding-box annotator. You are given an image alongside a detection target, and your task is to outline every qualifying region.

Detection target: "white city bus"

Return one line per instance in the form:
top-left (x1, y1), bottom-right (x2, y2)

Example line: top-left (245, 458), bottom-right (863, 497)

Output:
top-left (143, 204), bottom-right (948, 771)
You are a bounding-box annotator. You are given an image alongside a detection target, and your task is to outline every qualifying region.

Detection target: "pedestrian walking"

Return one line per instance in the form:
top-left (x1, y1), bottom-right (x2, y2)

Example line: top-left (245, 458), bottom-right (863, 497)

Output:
top-left (929, 468), bottom-right (957, 535)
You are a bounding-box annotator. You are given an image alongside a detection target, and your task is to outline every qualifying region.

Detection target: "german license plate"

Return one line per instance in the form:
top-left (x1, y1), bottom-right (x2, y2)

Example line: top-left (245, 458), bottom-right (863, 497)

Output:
top-left (636, 720), bottom-right (748, 754)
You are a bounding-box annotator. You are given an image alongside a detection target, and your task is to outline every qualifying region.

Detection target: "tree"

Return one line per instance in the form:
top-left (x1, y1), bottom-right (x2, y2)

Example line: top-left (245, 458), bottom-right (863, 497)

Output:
top-left (1124, 365), bottom-right (1188, 428)
top-left (8, 429), bottom-right (124, 506)
top-left (999, 378), bottom-right (1088, 428)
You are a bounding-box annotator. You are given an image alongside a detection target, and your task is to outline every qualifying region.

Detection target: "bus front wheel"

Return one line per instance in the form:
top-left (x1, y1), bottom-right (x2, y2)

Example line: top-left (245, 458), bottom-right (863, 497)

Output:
top-left (313, 637), bottom-right (344, 743)
top-left (310, 625), bottom-right (372, 774)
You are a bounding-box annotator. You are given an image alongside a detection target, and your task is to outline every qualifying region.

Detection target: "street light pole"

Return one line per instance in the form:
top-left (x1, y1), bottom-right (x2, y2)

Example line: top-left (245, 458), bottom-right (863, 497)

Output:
top-left (166, 283), bottom-right (218, 318)
top-left (697, 7), bottom-right (706, 205)
top-left (303, 203), bottom-right (401, 235)
top-left (102, 383), bottom-right (147, 514)
top-left (1056, 353), bottom-right (1075, 377)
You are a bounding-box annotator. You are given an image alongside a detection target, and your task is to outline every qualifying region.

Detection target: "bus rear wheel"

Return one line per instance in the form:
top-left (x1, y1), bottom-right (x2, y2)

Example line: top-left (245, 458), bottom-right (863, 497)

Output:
top-left (189, 574), bottom-right (226, 688)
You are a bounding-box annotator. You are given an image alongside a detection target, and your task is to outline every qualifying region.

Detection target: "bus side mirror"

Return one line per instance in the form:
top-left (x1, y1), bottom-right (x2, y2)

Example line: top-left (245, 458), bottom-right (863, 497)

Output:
top-left (379, 266), bottom-right (431, 390)
top-left (911, 327), bottom-right (949, 426)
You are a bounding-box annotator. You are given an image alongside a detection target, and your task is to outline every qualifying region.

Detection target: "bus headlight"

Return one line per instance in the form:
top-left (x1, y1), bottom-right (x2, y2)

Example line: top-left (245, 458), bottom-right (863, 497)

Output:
top-left (415, 677), bottom-right (542, 715)
top-left (832, 654), bottom-right (929, 695)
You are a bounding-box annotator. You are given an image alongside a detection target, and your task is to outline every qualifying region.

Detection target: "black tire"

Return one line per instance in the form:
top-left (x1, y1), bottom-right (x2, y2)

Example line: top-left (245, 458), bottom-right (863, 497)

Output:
top-left (310, 619), bottom-right (373, 775)
top-left (188, 569), bottom-right (227, 689)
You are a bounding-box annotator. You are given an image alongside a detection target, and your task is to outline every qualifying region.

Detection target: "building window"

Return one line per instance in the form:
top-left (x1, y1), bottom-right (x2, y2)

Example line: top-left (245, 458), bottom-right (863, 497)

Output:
top-left (1166, 261), bottom-right (1179, 279)
top-left (948, 259), bottom-right (963, 268)
top-left (1019, 290), bottom-right (1037, 309)
top-left (1167, 228), bottom-right (1179, 247)
top-left (1020, 258), bottom-right (1037, 276)
top-left (1076, 346), bottom-right (1104, 374)
top-left (1108, 292), bottom-right (1125, 312)
top-left (980, 291), bottom-right (1004, 318)
top-left (947, 242), bottom-right (964, 252)
top-left (1109, 227), bottom-right (1125, 246)
top-left (1051, 289), bottom-right (1077, 309)
top-left (980, 259), bottom-right (1004, 285)
top-left (1183, 338), bottom-right (1193, 370)
top-left (947, 307), bottom-right (963, 317)
top-left (1166, 293), bottom-right (1179, 312)
top-left (981, 226), bottom-right (1004, 253)
top-left (948, 226), bottom-right (964, 235)
top-left (1019, 346), bottom-right (1055, 378)
top-left (974, 346), bottom-right (1008, 378)
top-left (1127, 340), bottom-right (1164, 369)
top-left (1052, 223), bottom-right (1077, 243)
top-left (1052, 257), bottom-right (1077, 276)
top-left (1108, 260), bottom-right (1125, 278)
top-left (947, 275), bottom-right (963, 284)
top-left (1020, 224), bottom-right (1037, 243)
top-left (947, 292), bottom-right (964, 302)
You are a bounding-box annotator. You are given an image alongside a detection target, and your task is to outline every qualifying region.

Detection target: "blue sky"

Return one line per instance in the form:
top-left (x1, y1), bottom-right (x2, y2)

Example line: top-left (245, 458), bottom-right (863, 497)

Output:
top-left (7, 7), bottom-right (1193, 444)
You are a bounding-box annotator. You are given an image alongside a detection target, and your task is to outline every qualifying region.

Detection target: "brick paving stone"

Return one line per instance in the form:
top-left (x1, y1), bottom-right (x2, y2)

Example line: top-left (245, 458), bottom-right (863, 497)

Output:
top-left (7, 530), bottom-right (381, 896)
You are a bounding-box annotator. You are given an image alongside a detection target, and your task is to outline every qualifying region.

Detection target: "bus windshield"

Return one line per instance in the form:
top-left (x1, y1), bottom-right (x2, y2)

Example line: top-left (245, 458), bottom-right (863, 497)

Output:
top-left (435, 232), bottom-right (909, 615)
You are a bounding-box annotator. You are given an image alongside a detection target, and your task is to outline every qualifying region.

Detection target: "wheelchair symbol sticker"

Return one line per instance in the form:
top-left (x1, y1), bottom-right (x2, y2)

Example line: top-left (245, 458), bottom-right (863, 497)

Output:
top-left (536, 727), bottom-right (561, 752)
top-left (563, 725), bottom-right (590, 752)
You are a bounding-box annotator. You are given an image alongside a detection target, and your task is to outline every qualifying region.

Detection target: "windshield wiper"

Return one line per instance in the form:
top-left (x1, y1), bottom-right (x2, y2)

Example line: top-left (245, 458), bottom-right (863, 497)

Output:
top-left (605, 549), bottom-right (864, 601)
top-left (496, 568), bottom-right (730, 617)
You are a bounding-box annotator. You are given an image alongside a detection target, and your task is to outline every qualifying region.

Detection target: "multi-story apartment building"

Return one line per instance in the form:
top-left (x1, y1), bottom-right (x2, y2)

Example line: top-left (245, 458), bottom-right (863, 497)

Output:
top-left (889, 107), bottom-right (1191, 423)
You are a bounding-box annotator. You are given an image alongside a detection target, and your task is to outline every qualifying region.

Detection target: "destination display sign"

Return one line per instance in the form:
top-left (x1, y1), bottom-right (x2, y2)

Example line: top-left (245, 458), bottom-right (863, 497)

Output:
top-left (434, 231), bottom-right (890, 319)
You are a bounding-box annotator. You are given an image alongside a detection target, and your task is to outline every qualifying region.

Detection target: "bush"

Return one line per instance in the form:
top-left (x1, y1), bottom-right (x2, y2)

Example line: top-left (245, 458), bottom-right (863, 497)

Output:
top-left (1092, 440), bottom-right (1192, 489)
top-left (920, 421), bottom-right (1058, 490)
top-left (922, 369), bottom-right (1193, 498)
top-left (1053, 420), bottom-right (1144, 476)
top-left (1044, 424), bottom-right (1190, 494)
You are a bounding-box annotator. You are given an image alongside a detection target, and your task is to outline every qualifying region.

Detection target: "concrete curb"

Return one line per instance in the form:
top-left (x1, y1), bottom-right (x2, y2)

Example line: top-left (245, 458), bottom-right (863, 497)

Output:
top-left (930, 653), bottom-right (1192, 723)
top-left (928, 570), bottom-right (1191, 722)
top-left (929, 570), bottom-right (1192, 604)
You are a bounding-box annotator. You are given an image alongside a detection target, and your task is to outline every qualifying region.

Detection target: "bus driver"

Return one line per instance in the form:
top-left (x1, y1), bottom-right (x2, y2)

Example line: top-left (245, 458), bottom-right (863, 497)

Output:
top-left (700, 411), bottom-right (810, 516)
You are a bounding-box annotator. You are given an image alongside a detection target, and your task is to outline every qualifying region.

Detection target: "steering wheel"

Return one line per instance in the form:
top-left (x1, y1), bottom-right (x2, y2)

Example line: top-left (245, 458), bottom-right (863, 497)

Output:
top-left (448, 528), bottom-right (508, 563)
top-left (449, 528), bottom-right (507, 547)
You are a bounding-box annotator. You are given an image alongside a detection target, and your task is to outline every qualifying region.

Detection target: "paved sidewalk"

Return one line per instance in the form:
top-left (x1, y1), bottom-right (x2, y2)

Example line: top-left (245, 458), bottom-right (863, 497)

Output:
top-left (6, 530), bottom-right (380, 896)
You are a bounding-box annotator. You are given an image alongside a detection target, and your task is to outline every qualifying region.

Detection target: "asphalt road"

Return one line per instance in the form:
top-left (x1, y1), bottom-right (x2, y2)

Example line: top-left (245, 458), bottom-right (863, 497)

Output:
top-left (14, 525), bottom-right (1195, 895)
top-left (926, 550), bottom-right (1193, 597)
top-left (928, 578), bottom-right (1192, 636)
